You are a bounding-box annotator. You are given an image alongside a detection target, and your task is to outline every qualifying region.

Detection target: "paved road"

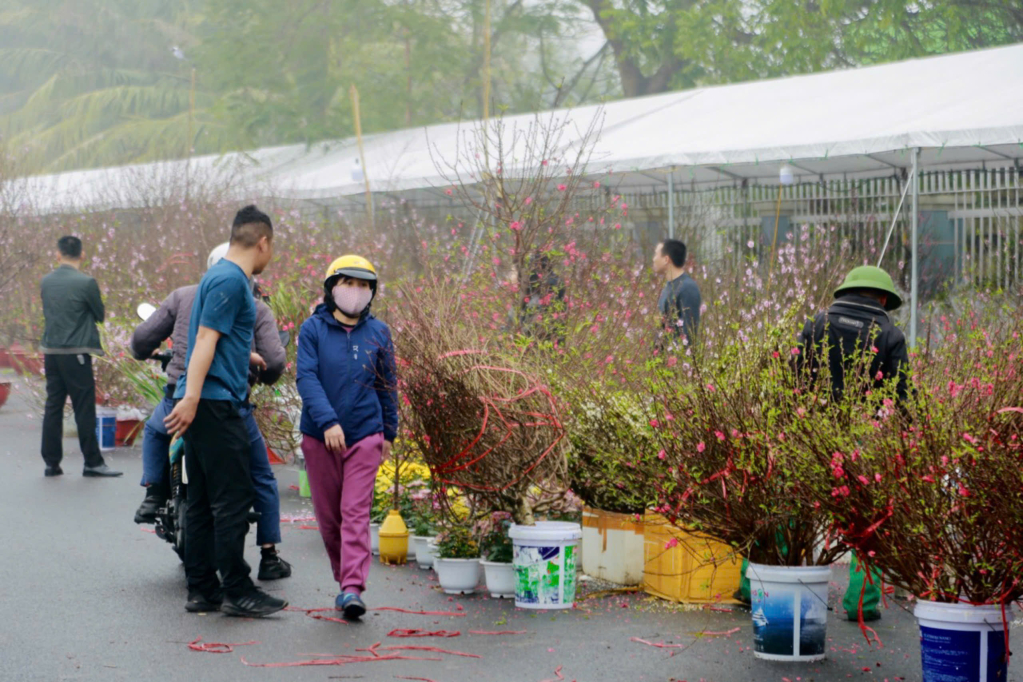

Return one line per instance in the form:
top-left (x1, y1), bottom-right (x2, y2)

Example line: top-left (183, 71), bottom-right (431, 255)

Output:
top-left (0, 386), bottom-right (1008, 681)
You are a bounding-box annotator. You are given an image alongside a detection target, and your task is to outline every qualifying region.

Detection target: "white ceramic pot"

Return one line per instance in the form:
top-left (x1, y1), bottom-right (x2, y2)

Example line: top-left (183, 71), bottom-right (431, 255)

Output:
top-left (481, 560), bottom-right (516, 598)
top-left (434, 557), bottom-right (480, 595)
top-left (413, 535), bottom-right (436, 569)
top-left (370, 523), bottom-right (381, 556)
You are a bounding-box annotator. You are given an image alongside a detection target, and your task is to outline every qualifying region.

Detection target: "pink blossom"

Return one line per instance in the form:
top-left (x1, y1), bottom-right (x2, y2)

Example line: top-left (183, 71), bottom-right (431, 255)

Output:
top-left (557, 184), bottom-right (567, 191)
top-left (790, 347), bottom-right (800, 355)
top-left (649, 419), bottom-right (660, 428)
top-left (715, 431), bottom-right (725, 441)
top-left (593, 181), bottom-right (601, 188)
top-left (664, 537), bottom-right (679, 550)
top-left (445, 188), bottom-right (453, 196)
top-left (657, 450), bottom-right (666, 460)
top-left (525, 197), bottom-right (533, 205)
top-left (667, 356), bottom-right (678, 367)
top-left (510, 221), bottom-right (522, 231)
top-left (696, 442), bottom-right (706, 453)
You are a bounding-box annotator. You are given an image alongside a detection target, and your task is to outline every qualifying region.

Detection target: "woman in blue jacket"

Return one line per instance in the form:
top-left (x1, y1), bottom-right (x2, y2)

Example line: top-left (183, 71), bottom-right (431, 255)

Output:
top-left (296, 255), bottom-right (397, 620)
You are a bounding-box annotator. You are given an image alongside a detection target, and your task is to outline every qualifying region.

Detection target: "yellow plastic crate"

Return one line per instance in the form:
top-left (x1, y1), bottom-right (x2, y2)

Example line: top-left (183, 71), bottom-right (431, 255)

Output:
top-left (642, 513), bottom-right (743, 604)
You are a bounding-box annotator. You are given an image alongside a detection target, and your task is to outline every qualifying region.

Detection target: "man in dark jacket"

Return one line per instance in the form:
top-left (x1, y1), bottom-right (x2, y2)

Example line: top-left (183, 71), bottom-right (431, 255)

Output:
top-left (39, 236), bottom-right (121, 478)
top-left (130, 242), bottom-right (291, 581)
top-left (652, 239), bottom-right (701, 349)
top-left (797, 265), bottom-right (910, 623)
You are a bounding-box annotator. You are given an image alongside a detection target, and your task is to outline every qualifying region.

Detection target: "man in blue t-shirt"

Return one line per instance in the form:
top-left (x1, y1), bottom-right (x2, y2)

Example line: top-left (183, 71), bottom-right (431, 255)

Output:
top-left (163, 205), bottom-right (287, 618)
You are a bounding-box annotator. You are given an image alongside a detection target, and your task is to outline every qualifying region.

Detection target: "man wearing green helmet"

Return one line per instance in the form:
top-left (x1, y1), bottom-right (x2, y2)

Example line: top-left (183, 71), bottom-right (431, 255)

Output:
top-left (802, 264), bottom-right (910, 623)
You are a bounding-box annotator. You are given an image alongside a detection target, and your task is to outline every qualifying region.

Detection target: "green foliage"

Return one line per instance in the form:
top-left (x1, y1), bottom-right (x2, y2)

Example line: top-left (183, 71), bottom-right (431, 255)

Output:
top-left (565, 390), bottom-right (661, 514)
top-left (479, 513), bottom-right (514, 563)
top-left (435, 524), bottom-right (480, 559)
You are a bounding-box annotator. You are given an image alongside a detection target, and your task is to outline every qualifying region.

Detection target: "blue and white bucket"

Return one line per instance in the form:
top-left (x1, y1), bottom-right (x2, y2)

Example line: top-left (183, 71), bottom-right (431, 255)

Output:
top-left (95, 407), bottom-right (116, 451)
top-left (509, 521), bottom-right (582, 610)
top-left (747, 563), bottom-right (831, 662)
top-left (915, 601), bottom-right (1008, 682)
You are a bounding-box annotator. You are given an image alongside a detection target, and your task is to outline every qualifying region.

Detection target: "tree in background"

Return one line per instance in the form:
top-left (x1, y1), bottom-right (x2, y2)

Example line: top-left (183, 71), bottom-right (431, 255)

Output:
top-left (0, 0), bottom-right (241, 174)
top-left (578, 0), bottom-right (1023, 98)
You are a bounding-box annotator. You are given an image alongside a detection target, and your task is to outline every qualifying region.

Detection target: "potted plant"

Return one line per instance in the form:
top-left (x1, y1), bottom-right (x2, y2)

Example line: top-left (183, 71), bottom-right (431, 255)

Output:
top-left (806, 319), bottom-right (1023, 680)
top-left (408, 490), bottom-right (440, 569)
top-left (0, 372), bottom-right (12, 411)
top-left (635, 333), bottom-right (848, 662)
top-left (478, 512), bottom-right (516, 598)
top-left (433, 525), bottom-right (481, 595)
top-left (565, 390), bottom-right (660, 586)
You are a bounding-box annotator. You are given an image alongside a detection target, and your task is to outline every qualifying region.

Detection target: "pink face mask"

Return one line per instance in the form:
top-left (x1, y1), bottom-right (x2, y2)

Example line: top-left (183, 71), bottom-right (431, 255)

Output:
top-left (332, 284), bottom-right (373, 317)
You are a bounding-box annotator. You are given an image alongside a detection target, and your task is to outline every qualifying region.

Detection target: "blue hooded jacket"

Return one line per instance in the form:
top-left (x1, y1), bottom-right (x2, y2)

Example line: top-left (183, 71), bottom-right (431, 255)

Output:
top-left (296, 304), bottom-right (398, 444)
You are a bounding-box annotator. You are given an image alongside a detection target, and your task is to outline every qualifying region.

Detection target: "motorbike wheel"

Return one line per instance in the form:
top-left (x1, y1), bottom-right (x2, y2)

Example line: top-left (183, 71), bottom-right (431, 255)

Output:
top-left (170, 460), bottom-right (186, 561)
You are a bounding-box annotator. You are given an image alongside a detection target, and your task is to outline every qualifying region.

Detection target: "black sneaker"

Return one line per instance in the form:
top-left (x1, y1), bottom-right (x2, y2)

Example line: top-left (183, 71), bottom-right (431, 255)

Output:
top-left (222, 588), bottom-right (288, 617)
top-left (185, 588), bottom-right (224, 613)
top-left (258, 548), bottom-right (292, 581)
top-left (134, 492), bottom-right (167, 524)
top-left (44, 466), bottom-right (63, 477)
top-left (336, 592), bottom-right (366, 620)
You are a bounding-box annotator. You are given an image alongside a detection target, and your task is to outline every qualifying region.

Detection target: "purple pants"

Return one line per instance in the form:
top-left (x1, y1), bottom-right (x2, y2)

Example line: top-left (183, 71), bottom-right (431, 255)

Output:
top-left (302, 432), bottom-right (383, 596)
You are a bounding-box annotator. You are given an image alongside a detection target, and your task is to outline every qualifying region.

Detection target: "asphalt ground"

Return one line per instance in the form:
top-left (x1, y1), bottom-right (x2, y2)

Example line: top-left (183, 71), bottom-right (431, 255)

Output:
top-left (1, 384), bottom-right (1013, 682)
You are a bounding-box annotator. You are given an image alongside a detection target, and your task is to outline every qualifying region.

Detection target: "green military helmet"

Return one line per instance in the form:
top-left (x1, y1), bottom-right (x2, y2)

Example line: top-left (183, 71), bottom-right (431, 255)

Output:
top-left (834, 265), bottom-right (903, 311)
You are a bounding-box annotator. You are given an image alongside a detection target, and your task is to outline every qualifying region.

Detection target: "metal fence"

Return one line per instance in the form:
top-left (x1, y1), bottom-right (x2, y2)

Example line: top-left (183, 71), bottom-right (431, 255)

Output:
top-left (606, 167), bottom-right (1023, 297)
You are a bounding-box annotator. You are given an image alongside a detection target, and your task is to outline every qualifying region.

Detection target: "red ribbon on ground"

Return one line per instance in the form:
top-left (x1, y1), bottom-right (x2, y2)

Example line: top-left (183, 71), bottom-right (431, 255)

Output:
top-left (187, 637), bottom-right (258, 654)
top-left (372, 607), bottom-right (467, 617)
top-left (388, 629), bottom-right (460, 638)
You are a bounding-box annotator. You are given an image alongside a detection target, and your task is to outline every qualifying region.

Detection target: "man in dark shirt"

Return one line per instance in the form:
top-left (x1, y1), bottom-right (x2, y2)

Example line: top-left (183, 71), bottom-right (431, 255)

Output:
top-left (39, 236), bottom-right (122, 478)
top-left (163, 205), bottom-right (287, 617)
top-left (653, 239), bottom-right (701, 349)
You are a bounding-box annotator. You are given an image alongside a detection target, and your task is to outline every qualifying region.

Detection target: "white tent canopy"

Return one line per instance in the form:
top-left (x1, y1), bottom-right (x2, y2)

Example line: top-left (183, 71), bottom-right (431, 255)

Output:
top-left (11, 43), bottom-right (1023, 214)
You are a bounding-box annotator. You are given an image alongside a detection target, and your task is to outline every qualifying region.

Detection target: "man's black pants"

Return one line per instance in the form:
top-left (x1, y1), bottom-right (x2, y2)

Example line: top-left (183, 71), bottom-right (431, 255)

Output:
top-left (41, 354), bottom-right (104, 469)
top-left (182, 399), bottom-right (255, 599)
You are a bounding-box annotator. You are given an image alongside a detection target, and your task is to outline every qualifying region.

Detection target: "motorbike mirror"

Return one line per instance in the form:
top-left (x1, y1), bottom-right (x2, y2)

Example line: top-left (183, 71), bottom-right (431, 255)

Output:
top-left (278, 330), bottom-right (290, 348)
top-left (137, 303), bottom-right (158, 321)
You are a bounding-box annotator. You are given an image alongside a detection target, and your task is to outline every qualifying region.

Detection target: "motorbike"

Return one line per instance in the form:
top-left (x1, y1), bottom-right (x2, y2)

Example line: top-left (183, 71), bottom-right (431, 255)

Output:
top-left (135, 302), bottom-right (290, 559)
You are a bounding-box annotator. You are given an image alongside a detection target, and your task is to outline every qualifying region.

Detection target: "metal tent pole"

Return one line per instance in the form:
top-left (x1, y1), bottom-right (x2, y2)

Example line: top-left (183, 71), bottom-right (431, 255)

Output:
top-left (667, 167), bottom-right (675, 239)
top-left (910, 147), bottom-right (920, 347)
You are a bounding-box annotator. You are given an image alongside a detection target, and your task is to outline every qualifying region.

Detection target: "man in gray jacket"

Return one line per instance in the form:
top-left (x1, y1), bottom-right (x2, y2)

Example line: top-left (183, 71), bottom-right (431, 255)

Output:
top-left (129, 243), bottom-right (291, 580)
top-left (39, 236), bottom-right (122, 478)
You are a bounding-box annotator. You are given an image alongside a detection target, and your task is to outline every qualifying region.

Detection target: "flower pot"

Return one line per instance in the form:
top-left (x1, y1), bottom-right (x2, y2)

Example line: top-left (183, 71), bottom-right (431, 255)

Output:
top-left (9, 349), bottom-right (42, 376)
top-left (914, 600), bottom-right (1008, 682)
top-left (0, 382), bottom-right (10, 411)
top-left (434, 557), bottom-right (480, 595)
top-left (509, 521), bottom-right (582, 610)
top-left (581, 506), bottom-right (645, 585)
top-left (95, 407), bottom-right (116, 451)
top-left (412, 535), bottom-right (436, 569)
top-left (370, 523), bottom-right (381, 556)
top-left (481, 560), bottom-right (516, 599)
top-left (378, 510), bottom-right (408, 565)
top-left (747, 563), bottom-right (830, 662)
top-left (115, 418), bottom-right (142, 446)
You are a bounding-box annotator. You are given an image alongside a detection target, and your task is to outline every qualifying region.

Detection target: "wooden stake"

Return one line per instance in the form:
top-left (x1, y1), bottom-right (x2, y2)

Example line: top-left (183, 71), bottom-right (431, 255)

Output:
top-left (350, 84), bottom-right (373, 225)
top-left (483, 0), bottom-right (492, 122)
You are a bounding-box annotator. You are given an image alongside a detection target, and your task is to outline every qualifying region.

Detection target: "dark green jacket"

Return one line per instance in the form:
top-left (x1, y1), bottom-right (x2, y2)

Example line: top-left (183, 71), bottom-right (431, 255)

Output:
top-left (40, 265), bottom-right (105, 355)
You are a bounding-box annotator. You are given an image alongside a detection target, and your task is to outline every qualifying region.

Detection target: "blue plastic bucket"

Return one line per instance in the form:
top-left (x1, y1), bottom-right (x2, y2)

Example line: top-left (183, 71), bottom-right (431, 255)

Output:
top-left (747, 563), bottom-right (831, 661)
top-left (915, 601), bottom-right (1008, 682)
top-left (95, 408), bottom-right (116, 451)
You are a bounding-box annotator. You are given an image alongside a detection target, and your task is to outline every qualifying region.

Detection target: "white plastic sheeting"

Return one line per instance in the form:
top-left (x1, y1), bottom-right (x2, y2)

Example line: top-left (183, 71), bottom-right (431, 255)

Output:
top-left (10, 43), bottom-right (1023, 214)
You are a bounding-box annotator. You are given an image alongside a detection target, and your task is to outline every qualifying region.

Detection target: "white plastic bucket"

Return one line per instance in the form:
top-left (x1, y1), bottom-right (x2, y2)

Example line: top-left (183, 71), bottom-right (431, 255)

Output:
top-left (914, 601), bottom-right (1008, 682)
top-left (95, 407), bottom-right (116, 451)
top-left (746, 563), bottom-right (831, 661)
top-left (509, 521), bottom-right (582, 610)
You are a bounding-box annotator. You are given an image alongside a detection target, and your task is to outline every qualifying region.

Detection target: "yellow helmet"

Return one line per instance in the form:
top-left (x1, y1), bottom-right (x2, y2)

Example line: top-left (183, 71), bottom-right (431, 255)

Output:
top-left (324, 255), bottom-right (377, 285)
